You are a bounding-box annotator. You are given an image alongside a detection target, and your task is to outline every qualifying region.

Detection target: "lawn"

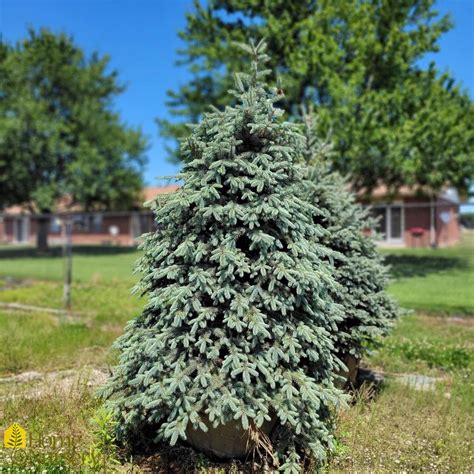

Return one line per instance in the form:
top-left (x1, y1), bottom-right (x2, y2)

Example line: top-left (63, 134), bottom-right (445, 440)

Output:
top-left (0, 245), bottom-right (140, 284)
top-left (382, 231), bottom-right (474, 315)
top-left (0, 234), bottom-right (472, 471)
top-left (1, 231), bottom-right (473, 314)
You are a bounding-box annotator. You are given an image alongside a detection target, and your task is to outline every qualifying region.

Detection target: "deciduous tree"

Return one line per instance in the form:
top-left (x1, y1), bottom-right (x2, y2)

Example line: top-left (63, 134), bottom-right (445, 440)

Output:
top-left (0, 28), bottom-right (147, 250)
top-left (159, 0), bottom-right (473, 195)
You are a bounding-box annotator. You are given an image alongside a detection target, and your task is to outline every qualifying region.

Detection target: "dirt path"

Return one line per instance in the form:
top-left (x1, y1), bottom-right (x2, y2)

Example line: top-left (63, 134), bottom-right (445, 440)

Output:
top-left (0, 367), bottom-right (109, 401)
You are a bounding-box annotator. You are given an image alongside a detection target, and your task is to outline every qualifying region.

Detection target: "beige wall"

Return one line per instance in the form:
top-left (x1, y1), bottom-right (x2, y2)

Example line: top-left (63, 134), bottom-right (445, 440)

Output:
top-left (1, 214), bottom-right (137, 246)
top-left (1, 200), bottom-right (460, 249)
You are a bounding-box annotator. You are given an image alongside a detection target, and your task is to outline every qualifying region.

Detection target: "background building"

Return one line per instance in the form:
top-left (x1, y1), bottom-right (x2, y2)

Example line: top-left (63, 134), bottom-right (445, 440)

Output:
top-left (0, 184), bottom-right (462, 248)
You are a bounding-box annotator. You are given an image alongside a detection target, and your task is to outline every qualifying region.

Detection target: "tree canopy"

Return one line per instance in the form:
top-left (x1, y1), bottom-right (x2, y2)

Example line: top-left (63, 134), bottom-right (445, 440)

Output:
top-left (159, 0), bottom-right (474, 196)
top-left (0, 28), bottom-right (147, 213)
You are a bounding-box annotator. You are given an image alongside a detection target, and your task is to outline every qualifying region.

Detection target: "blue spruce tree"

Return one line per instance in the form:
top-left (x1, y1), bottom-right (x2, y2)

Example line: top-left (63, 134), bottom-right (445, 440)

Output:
top-left (102, 41), bottom-right (345, 471)
top-left (300, 107), bottom-right (399, 381)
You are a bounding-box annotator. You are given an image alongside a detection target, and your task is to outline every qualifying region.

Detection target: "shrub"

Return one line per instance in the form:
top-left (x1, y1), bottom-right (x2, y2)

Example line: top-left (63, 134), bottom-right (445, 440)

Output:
top-left (460, 212), bottom-right (474, 229)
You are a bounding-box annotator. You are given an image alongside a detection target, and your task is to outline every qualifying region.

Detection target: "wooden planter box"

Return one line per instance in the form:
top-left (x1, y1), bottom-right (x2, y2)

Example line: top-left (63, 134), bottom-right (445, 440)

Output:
top-left (336, 353), bottom-right (360, 388)
top-left (186, 416), bottom-right (276, 459)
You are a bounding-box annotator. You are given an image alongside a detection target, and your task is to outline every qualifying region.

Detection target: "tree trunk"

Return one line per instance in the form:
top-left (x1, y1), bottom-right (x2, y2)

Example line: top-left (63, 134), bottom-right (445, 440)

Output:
top-left (36, 215), bottom-right (50, 253)
top-left (336, 353), bottom-right (360, 389)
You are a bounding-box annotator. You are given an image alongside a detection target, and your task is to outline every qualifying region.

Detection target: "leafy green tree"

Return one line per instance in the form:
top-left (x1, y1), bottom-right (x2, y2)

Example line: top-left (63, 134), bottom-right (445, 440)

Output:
top-left (300, 107), bottom-right (399, 367)
top-left (159, 0), bottom-right (474, 195)
top-left (102, 41), bottom-right (344, 470)
top-left (0, 28), bottom-right (147, 250)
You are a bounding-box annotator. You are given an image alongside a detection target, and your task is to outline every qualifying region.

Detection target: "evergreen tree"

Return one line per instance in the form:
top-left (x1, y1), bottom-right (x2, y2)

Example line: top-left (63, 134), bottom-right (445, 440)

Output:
top-left (102, 41), bottom-right (345, 470)
top-left (300, 108), bottom-right (399, 364)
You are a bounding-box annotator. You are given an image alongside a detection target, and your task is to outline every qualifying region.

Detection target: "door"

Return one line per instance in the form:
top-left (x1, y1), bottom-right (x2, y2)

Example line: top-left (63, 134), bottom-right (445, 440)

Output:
top-left (388, 206), bottom-right (403, 241)
top-left (14, 217), bottom-right (28, 243)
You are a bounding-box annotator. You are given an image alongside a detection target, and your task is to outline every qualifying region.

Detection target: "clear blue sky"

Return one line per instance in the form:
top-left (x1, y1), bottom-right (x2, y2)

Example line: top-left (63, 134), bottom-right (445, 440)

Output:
top-left (1, 0), bottom-right (473, 187)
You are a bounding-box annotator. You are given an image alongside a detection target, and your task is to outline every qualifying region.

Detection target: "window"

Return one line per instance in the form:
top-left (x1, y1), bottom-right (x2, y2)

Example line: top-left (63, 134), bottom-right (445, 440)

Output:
top-left (71, 214), bottom-right (103, 233)
top-left (371, 205), bottom-right (404, 242)
top-left (132, 213), bottom-right (155, 238)
top-left (50, 218), bottom-right (62, 233)
top-left (390, 206), bottom-right (402, 239)
top-left (72, 215), bottom-right (88, 232)
top-left (92, 214), bottom-right (103, 232)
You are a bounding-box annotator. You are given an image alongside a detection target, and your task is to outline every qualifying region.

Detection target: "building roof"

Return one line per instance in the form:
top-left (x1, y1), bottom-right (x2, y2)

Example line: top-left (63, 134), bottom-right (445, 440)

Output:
top-left (355, 184), bottom-right (431, 200)
top-left (2, 182), bottom-right (460, 216)
top-left (355, 183), bottom-right (461, 204)
top-left (142, 185), bottom-right (180, 203)
top-left (1, 185), bottom-right (179, 216)
top-left (438, 188), bottom-right (461, 204)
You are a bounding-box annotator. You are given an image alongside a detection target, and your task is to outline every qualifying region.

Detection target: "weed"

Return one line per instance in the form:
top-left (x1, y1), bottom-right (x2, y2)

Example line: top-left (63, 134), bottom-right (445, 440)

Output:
top-left (83, 407), bottom-right (121, 472)
top-left (382, 339), bottom-right (471, 370)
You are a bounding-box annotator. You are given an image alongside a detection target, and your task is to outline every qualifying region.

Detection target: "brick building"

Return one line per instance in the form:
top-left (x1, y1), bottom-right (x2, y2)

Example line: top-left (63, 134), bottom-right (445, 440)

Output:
top-left (0, 186), bottom-right (177, 246)
top-left (0, 184), bottom-right (461, 248)
top-left (357, 185), bottom-right (461, 247)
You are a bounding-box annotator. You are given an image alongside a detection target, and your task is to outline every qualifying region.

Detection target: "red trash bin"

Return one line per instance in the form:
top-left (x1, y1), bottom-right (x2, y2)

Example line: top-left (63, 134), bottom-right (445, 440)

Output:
top-left (409, 227), bottom-right (426, 247)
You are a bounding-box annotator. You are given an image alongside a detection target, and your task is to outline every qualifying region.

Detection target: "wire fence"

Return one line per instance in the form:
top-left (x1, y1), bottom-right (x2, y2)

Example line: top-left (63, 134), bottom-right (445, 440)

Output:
top-left (1, 201), bottom-right (473, 246)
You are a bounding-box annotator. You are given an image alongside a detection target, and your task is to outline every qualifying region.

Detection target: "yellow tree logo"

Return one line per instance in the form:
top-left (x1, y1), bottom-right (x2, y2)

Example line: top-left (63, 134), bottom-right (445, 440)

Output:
top-left (4, 423), bottom-right (26, 448)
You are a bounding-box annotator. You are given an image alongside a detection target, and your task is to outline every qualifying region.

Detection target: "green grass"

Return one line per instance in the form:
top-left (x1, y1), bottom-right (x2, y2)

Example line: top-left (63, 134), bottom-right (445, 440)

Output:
top-left (329, 378), bottom-right (473, 473)
top-left (0, 237), bottom-right (472, 377)
top-left (0, 280), bottom-right (143, 375)
top-left (0, 247), bottom-right (144, 374)
top-left (382, 231), bottom-right (474, 315)
top-left (0, 374), bottom-right (109, 472)
top-left (0, 245), bottom-right (141, 283)
top-left (0, 310), bottom-right (471, 472)
top-left (0, 236), bottom-right (472, 471)
top-left (327, 309), bottom-right (474, 473)
top-left (0, 310), bottom-right (111, 374)
top-left (368, 314), bottom-right (473, 373)
top-left (1, 232), bottom-right (473, 314)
